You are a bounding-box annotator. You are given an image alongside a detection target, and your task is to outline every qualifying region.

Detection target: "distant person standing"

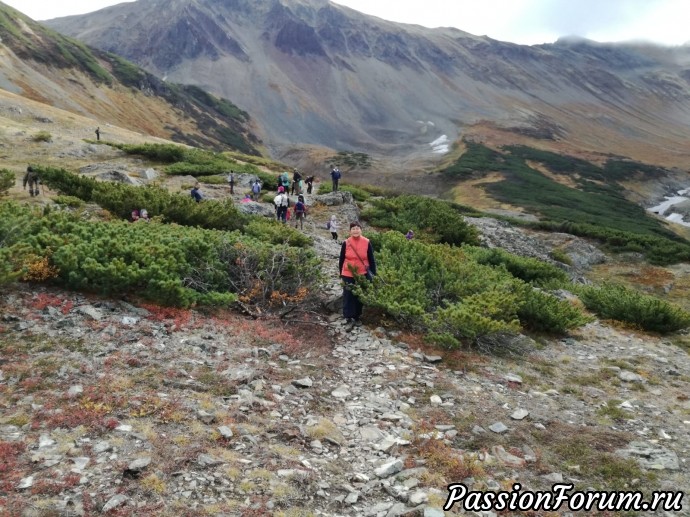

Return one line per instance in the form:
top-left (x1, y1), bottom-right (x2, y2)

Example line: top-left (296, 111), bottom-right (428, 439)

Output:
top-left (330, 167), bottom-right (341, 192)
top-left (305, 175), bottom-right (314, 194)
top-left (191, 184), bottom-right (204, 202)
top-left (251, 179), bottom-right (262, 201)
top-left (95, 127), bottom-right (100, 141)
top-left (23, 165), bottom-right (40, 197)
top-left (227, 171), bottom-right (235, 194)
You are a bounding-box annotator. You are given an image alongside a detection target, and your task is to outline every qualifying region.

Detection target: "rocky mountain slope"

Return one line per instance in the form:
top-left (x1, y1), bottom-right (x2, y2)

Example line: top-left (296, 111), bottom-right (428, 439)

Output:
top-left (0, 2), bottom-right (261, 154)
top-left (44, 0), bottom-right (690, 168)
top-left (1, 67), bottom-right (689, 515)
top-left (2, 172), bottom-right (690, 515)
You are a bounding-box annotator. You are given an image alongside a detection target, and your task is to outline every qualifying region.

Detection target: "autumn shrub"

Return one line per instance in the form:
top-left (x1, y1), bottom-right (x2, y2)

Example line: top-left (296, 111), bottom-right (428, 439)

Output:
top-left (576, 282), bottom-right (690, 333)
top-left (0, 169), bottom-right (14, 195)
top-left (360, 232), bottom-right (587, 349)
top-left (0, 200), bottom-right (321, 308)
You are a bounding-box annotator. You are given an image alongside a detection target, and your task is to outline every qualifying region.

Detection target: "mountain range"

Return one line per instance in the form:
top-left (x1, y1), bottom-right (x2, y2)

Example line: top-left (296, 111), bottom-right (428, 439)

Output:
top-left (42, 0), bottom-right (690, 170)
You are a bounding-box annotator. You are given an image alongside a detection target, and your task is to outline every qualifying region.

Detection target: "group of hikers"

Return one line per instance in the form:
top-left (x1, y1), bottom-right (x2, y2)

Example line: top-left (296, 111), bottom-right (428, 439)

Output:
top-left (19, 163), bottom-right (381, 332)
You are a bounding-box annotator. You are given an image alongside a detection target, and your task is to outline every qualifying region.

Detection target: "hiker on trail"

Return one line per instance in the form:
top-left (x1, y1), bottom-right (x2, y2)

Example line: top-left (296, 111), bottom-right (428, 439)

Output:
top-left (291, 168), bottom-right (302, 195)
top-left (339, 221), bottom-right (377, 329)
top-left (227, 171), bottom-right (235, 194)
top-left (280, 172), bottom-right (291, 193)
top-left (95, 127), bottom-right (100, 141)
top-left (23, 166), bottom-right (40, 197)
top-left (191, 184), bottom-right (204, 202)
top-left (406, 230), bottom-right (414, 240)
top-left (294, 195), bottom-right (307, 229)
top-left (305, 175), bottom-right (314, 194)
top-left (274, 186), bottom-right (289, 223)
top-left (251, 179), bottom-right (262, 201)
top-left (328, 214), bottom-right (338, 241)
top-left (330, 167), bottom-right (341, 192)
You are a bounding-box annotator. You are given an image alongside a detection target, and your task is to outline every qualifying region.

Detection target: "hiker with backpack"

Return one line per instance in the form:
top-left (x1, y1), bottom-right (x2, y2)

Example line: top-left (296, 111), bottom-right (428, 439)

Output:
top-left (330, 167), bottom-right (341, 192)
top-left (23, 165), bottom-right (40, 197)
top-left (274, 186), bottom-right (290, 223)
top-left (280, 172), bottom-right (291, 193)
top-left (291, 168), bottom-right (302, 195)
top-left (339, 221), bottom-right (377, 329)
top-left (294, 195), bottom-right (307, 229)
top-left (305, 175), bottom-right (314, 194)
top-left (327, 215), bottom-right (338, 241)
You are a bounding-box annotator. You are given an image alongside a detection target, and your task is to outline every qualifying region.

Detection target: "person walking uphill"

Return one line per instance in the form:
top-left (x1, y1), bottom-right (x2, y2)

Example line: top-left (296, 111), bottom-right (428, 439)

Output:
top-left (339, 221), bottom-right (376, 329)
top-left (23, 166), bottom-right (40, 197)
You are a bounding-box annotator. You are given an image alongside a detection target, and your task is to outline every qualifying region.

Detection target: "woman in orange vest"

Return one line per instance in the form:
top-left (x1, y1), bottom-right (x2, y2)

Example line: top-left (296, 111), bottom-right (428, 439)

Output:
top-left (338, 221), bottom-right (377, 329)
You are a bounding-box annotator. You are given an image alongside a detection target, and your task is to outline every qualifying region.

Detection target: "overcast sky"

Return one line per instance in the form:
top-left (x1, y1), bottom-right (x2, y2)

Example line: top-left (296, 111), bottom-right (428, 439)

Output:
top-left (5, 0), bottom-right (689, 46)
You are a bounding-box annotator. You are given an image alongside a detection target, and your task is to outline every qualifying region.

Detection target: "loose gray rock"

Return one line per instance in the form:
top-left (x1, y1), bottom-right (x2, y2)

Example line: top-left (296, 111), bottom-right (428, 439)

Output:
top-left (218, 426), bottom-right (234, 439)
top-left (127, 457), bottom-right (151, 473)
top-left (375, 459), bottom-right (404, 478)
top-left (619, 371), bottom-right (645, 383)
top-left (102, 494), bottom-right (129, 513)
top-left (511, 408), bottom-right (529, 420)
top-left (615, 441), bottom-right (680, 470)
top-left (292, 377), bottom-right (313, 388)
top-left (489, 422), bottom-right (509, 434)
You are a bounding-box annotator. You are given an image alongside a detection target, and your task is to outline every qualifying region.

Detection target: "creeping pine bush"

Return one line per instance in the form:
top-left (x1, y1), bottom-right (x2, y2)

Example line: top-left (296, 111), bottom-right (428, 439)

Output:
top-left (34, 166), bottom-right (311, 247)
top-left (0, 201), bottom-right (321, 308)
top-left (463, 246), bottom-right (569, 286)
top-left (0, 169), bottom-right (14, 195)
top-left (577, 283), bottom-right (690, 333)
top-left (359, 233), bottom-right (588, 349)
top-left (362, 195), bottom-right (481, 246)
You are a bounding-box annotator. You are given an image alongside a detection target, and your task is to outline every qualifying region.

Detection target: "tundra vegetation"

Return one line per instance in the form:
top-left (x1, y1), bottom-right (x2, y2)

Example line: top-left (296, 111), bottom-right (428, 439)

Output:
top-left (2, 142), bottom-right (689, 351)
top-left (443, 142), bottom-right (690, 265)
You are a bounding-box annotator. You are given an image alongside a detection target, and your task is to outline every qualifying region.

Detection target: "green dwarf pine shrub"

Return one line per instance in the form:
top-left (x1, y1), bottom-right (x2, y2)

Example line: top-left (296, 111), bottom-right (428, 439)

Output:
top-left (0, 200), bottom-right (321, 308)
top-left (35, 166), bottom-right (311, 247)
top-left (464, 246), bottom-right (569, 286)
top-left (359, 232), bottom-right (588, 349)
top-left (577, 283), bottom-right (690, 333)
top-left (362, 195), bottom-right (480, 246)
top-left (0, 169), bottom-right (14, 195)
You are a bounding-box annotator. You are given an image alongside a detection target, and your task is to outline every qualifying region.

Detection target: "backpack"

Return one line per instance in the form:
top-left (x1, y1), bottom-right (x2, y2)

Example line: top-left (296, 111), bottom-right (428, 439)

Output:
top-left (326, 220), bottom-right (331, 230)
top-left (295, 201), bottom-right (305, 214)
